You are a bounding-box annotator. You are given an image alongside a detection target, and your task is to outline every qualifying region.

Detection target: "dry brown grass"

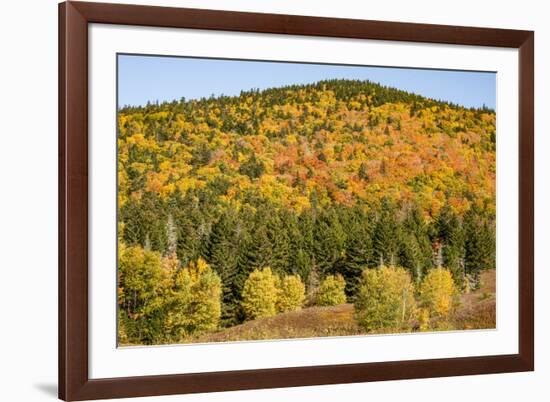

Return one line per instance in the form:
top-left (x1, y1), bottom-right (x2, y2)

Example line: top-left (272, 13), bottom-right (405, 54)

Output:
top-left (447, 269), bottom-right (496, 330)
top-left (189, 304), bottom-right (362, 343)
top-left (181, 270), bottom-right (496, 344)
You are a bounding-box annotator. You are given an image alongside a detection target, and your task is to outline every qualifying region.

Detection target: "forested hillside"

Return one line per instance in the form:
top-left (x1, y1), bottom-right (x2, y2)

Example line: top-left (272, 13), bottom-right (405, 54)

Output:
top-left (117, 79), bottom-right (496, 344)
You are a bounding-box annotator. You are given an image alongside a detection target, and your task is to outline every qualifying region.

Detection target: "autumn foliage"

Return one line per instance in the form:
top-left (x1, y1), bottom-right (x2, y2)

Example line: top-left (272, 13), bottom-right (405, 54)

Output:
top-left (315, 274), bottom-right (347, 306)
top-left (167, 258), bottom-right (222, 338)
top-left (117, 79), bottom-right (496, 344)
top-left (241, 267), bottom-right (279, 319)
top-left (277, 274), bottom-right (306, 313)
top-left (354, 266), bottom-right (416, 332)
top-left (419, 268), bottom-right (459, 319)
top-left (118, 247), bottom-right (221, 344)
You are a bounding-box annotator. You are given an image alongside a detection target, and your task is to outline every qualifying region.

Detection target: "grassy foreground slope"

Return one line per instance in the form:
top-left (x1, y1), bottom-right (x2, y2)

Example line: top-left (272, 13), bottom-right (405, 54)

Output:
top-left (186, 270), bottom-right (495, 344)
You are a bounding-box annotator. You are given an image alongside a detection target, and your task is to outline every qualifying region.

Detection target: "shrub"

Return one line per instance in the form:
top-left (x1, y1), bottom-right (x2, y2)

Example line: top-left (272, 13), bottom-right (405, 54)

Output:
top-left (277, 274), bottom-right (306, 313)
top-left (241, 267), bottom-right (278, 319)
top-left (316, 274), bottom-right (347, 306)
top-left (419, 268), bottom-right (458, 319)
top-left (354, 266), bottom-right (416, 332)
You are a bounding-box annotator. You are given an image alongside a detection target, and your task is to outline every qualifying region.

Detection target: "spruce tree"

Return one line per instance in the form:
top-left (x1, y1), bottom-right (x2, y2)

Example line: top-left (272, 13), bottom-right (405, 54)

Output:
top-left (240, 206), bottom-right (291, 276)
top-left (373, 199), bottom-right (400, 267)
top-left (174, 192), bottom-right (212, 266)
top-left (313, 208), bottom-right (346, 277)
top-left (399, 205), bottom-right (432, 283)
top-left (206, 209), bottom-right (243, 326)
top-left (434, 204), bottom-right (466, 288)
top-left (338, 206), bottom-right (373, 297)
top-left (463, 208), bottom-right (496, 287)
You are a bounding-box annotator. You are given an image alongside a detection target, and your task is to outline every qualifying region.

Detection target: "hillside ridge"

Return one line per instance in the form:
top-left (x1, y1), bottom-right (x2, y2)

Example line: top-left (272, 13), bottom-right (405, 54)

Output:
top-left (119, 78), bottom-right (494, 113)
top-left (117, 77), bottom-right (496, 339)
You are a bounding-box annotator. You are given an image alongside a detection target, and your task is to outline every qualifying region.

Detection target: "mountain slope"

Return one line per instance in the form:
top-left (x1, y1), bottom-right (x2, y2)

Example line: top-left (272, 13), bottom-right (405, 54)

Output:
top-left (117, 79), bottom-right (496, 331)
top-left (118, 79), bottom-right (495, 216)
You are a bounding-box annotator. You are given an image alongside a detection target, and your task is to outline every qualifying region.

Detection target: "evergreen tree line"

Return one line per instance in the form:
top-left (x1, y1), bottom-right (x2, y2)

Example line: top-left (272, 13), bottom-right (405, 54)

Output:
top-left (118, 79), bottom-right (494, 144)
top-left (119, 79), bottom-right (493, 118)
top-left (121, 190), bottom-right (495, 327)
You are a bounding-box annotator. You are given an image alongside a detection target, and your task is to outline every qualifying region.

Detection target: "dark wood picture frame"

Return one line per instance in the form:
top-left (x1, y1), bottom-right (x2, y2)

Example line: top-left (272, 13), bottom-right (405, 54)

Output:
top-left (59, 1), bottom-right (534, 400)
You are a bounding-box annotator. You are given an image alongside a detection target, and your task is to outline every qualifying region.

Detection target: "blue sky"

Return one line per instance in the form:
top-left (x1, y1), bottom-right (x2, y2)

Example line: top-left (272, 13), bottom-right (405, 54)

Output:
top-left (118, 54), bottom-right (496, 109)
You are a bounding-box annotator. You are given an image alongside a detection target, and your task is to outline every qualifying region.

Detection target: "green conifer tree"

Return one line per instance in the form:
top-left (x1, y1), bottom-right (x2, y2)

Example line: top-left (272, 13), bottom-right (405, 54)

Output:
top-left (337, 206), bottom-right (373, 297)
top-left (373, 199), bottom-right (400, 268)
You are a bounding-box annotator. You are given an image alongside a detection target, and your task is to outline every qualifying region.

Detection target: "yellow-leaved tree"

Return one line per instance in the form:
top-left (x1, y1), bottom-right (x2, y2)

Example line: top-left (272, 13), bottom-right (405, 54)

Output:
top-left (241, 267), bottom-right (279, 319)
top-left (419, 268), bottom-right (459, 320)
top-left (166, 257), bottom-right (222, 340)
top-left (118, 244), bottom-right (172, 344)
top-left (276, 274), bottom-right (306, 313)
top-left (354, 266), bottom-right (416, 332)
top-left (316, 274), bottom-right (347, 306)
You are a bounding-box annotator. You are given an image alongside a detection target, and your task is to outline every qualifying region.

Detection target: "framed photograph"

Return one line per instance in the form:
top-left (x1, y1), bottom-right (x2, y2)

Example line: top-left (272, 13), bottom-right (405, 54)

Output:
top-left (59, 1), bottom-right (534, 400)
